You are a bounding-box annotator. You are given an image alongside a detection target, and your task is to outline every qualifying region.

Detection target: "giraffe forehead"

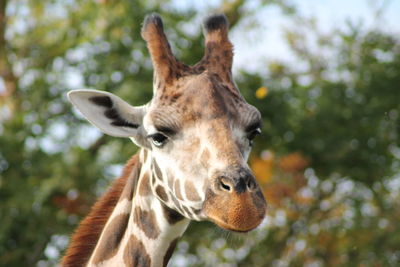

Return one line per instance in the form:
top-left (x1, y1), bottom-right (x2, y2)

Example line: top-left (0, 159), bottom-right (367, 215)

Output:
top-left (148, 74), bottom-right (253, 129)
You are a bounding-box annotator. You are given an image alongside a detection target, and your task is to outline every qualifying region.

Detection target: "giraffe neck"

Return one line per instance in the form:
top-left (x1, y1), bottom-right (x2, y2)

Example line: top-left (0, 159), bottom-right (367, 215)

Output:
top-left (87, 149), bottom-right (190, 267)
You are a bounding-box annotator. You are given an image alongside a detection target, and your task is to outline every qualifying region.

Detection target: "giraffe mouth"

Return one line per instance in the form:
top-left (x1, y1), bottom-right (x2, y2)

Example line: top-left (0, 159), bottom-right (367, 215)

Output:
top-left (202, 188), bottom-right (267, 232)
top-left (206, 213), bottom-right (264, 233)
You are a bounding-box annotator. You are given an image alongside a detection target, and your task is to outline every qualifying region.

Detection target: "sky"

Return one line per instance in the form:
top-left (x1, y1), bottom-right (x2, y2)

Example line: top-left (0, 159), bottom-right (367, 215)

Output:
top-left (229, 0), bottom-right (400, 73)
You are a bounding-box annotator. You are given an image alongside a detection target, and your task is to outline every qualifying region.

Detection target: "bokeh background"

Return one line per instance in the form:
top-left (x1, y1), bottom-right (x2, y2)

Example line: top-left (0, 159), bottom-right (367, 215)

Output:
top-left (1, 0), bottom-right (400, 266)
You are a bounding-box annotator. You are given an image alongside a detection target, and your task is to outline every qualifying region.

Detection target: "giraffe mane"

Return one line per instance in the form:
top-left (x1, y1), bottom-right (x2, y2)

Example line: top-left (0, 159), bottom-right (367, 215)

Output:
top-left (61, 154), bottom-right (140, 267)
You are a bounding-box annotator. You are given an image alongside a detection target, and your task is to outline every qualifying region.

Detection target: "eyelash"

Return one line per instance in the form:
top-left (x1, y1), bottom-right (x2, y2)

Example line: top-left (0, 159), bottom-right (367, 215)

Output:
top-left (247, 128), bottom-right (261, 145)
top-left (147, 133), bottom-right (168, 147)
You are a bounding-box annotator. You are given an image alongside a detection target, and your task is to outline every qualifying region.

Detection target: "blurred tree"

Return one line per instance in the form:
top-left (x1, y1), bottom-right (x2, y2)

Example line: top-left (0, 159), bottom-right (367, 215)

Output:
top-left (1, 0), bottom-right (399, 266)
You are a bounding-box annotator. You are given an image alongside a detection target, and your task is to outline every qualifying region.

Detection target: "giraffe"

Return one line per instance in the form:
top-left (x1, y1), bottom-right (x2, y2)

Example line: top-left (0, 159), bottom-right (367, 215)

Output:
top-left (61, 13), bottom-right (267, 267)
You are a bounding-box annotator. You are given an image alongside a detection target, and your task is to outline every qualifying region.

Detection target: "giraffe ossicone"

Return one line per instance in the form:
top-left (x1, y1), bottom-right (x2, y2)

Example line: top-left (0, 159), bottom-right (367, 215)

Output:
top-left (62, 13), bottom-right (267, 267)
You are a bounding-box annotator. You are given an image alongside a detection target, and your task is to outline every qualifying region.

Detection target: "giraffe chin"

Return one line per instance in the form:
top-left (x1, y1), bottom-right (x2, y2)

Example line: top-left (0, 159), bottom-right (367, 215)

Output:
top-left (202, 189), bottom-right (267, 232)
top-left (206, 214), bottom-right (262, 233)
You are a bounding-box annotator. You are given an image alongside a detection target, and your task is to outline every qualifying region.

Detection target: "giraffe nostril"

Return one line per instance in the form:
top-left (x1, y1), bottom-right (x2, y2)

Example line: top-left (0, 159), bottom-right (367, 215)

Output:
top-left (246, 179), bottom-right (255, 190)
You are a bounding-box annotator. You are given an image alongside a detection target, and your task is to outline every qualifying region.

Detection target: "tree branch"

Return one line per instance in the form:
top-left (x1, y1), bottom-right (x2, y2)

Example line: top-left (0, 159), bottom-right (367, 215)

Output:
top-left (0, 0), bottom-right (17, 104)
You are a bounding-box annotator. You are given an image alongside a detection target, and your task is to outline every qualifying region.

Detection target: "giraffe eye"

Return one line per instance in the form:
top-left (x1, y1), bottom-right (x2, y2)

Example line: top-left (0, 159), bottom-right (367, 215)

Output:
top-left (247, 128), bottom-right (261, 145)
top-left (148, 133), bottom-right (168, 147)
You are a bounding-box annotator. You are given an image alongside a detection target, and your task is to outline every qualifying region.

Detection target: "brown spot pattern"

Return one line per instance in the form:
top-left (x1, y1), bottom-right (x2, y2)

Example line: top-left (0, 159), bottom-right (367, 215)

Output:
top-left (120, 163), bottom-right (141, 200)
top-left (184, 180), bottom-right (201, 202)
top-left (170, 92), bottom-right (182, 103)
top-left (190, 207), bottom-right (202, 215)
top-left (92, 213), bottom-right (130, 264)
top-left (174, 179), bottom-right (184, 200)
top-left (200, 149), bottom-right (210, 168)
top-left (161, 203), bottom-right (184, 224)
top-left (134, 207), bottom-right (160, 239)
top-left (182, 205), bottom-right (192, 216)
top-left (167, 170), bottom-right (174, 189)
top-left (163, 238), bottom-right (179, 267)
top-left (120, 179), bottom-right (134, 200)
top-left (123, 235), bottom-right (151, 267)
top-left (153, 160), bottom-right (163, 180)
top-left (156, 185), bottom-right (169, 202)
top-left (138, 172), bottom-right (152, 196)
top-left (141, 149), bottom-right (148, 162)
top-left (171, 196), bottom-right (184, 214)
top-left (61, 155), bottom-right (140, 267)
top-left (188, 137), bottom-right (200, 152)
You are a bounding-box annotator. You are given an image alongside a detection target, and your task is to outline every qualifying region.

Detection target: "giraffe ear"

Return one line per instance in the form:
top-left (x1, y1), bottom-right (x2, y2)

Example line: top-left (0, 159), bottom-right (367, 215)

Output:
top-left (68, 89), bottom-right (148, 141)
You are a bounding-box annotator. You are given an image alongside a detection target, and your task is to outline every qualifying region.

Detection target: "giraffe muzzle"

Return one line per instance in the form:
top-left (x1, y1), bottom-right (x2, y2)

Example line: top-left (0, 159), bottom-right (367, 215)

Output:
top-left (202, 170), bottom-right (267, 232)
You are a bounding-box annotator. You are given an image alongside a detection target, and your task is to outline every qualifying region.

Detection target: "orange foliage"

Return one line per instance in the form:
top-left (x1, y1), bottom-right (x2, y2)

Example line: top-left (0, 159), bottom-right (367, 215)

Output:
top-left (251, 151), bottom-right (274, 183)
top-left (279, 152), bottom-right (308, 173)
top-left (252, 151), bottom-right (309, 207)
top-left (293, 192), bottom-right (314, 205)
top-left (263, 182), bottom-right (295, 206)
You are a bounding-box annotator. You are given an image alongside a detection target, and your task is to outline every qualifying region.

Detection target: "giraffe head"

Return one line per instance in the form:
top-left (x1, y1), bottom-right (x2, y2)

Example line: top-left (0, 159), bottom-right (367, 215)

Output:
top-left (68, 14), bottom-right (266, 232)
